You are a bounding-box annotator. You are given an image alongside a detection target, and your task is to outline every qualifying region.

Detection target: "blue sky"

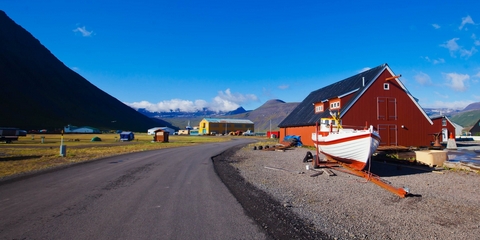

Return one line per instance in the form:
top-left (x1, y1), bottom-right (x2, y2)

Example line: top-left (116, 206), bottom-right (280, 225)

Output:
top-left (2, 1), bottom-right (480, 112)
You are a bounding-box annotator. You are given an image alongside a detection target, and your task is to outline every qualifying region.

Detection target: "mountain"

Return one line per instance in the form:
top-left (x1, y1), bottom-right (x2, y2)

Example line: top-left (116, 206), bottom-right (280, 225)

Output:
top-left (229, 99), bottom-right (299, 132)
top-left (461, 102), bottom-right (480, 112)
top-left (448, 102), bottom-right (480, 130)
top-left (420, 101), bottom-right (480, 131)
top-left (0, 10), bottom-right (164, 132)
top-left (157, 99), bottom-right (299, 132)
top-left (136, 106), bottom-right (248, 118)
top-left (226, 107), bottom-right (248, 115)
top-left (450, 110), bottom-right (480, 129)
top-left (422, 108), bottom-right (462, 118)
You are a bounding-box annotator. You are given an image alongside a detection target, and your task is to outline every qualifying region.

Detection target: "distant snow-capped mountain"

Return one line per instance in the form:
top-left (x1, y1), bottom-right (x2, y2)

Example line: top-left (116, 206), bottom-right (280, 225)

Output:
top-left (423, 108), bottom-right (461, 117)
top-left (137, 107), bottom-right (248, 118)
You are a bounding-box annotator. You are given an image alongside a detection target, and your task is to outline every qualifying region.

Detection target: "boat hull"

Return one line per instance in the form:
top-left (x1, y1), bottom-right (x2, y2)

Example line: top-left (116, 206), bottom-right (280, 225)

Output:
top-left (312, 129), bottom-right (381, 170)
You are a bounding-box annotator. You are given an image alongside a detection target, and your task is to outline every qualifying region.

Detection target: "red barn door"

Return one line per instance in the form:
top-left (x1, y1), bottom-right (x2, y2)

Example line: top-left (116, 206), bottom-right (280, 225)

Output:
top-left (378, 124), bottom-right (397, 146)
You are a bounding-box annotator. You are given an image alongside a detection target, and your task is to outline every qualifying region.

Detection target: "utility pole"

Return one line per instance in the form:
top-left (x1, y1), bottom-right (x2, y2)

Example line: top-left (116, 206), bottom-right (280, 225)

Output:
top-left (269, 119), bottom-right (272, 136)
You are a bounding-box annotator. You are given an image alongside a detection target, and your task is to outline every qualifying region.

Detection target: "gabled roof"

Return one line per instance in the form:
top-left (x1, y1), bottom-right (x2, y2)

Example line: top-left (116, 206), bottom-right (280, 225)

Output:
top-left (148, 127), bottom-right (173, 131)
top-left (68, 126), bottom-right (99, 131)
top-left (470, 118), bottom-right (480, 133)
top-left (279, 63), bottom-right (431, 128)
top-left (430, 115), bottom-right (457, 126)
top-left (430, 115), bottom-right (463, 131)
top-left (202, 118), bottom-right (254, 124)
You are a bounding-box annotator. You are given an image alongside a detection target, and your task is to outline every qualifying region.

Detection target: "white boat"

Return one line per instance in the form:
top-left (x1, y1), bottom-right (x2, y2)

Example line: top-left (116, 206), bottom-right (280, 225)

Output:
top-left (312, 113), bottom-right (381, 171)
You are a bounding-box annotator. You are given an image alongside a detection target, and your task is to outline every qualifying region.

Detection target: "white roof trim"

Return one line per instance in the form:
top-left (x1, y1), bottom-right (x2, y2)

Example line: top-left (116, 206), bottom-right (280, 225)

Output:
top-left (341, 65), bottom-right (433, 125)
top-left (338, 88), bottom-right (359, 98)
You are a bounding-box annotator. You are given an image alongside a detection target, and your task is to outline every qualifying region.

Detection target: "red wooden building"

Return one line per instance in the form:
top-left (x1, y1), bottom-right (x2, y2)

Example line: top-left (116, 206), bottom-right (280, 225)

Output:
top-left (278, 63), bottom-right (455, 147)
top-left (430, 116), bottom-right (457, 142)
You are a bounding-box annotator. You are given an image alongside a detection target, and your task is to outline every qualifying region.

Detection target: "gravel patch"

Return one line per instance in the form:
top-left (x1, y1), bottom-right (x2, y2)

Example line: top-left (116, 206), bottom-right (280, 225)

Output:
top-left (214, 145), bottom-right (480, 240)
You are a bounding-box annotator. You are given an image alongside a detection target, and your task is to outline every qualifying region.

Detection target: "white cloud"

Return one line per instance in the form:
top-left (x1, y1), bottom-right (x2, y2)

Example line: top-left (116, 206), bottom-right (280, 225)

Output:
top-left (473, 94), bottom-right (480, 101)
top-left (422, 56), bottom-right (445, 64)
top-left (474, 71), bottom-right (480, 78)
top-left (216, 88), bottom-right (258, 104)
top-left (73, 26), bottom-right (93, 37)
top-left (440, 38), bottom-right (460, 56)
top-left (472, 34), bottom-right (480, 46)
top-left (432, 23), bottom-right (440, 29)
top-left (459, 15), bottom-right (474, 30)
top-left (127, 99), bottom-right (203, 112)
top-left (440, 38), bottom-right (477, 58)
top-left (278, 84), bottom-right (289, 90)
top-left (414, 72), bottom-right (432, 85)
top-left (459, 47), bottom-right (478, 58)
top-left (71, 67), bottom-right (80, 71)
top-left (444, 72), bottom-right (469, 92)
top-left (125, 89), bottom-right (258, 113)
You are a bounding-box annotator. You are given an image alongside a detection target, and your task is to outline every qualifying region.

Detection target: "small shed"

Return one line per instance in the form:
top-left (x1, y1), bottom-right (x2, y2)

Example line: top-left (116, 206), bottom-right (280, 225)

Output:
top-left (148, 127), bottom-right (175, 135)
top-left (120, 131), bottom-right (134, 141)
top-left (153, 129), bottom-right (169, 142)
top-left (64, 125), bottom-right (100, 133)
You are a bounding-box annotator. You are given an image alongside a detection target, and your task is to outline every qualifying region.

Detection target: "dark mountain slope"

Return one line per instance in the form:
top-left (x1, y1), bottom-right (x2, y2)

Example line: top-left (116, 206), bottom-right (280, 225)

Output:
top-left (0, 10), bottom-right (161, 131)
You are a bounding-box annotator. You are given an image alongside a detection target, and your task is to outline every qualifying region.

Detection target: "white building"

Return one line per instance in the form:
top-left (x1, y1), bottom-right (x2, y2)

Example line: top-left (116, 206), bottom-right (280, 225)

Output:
top-left (64, 125), bottom-right (100, 133)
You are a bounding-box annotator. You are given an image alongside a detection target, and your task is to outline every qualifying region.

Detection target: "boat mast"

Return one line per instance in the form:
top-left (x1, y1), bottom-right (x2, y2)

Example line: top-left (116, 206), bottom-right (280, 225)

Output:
top-left (329, 111), bottom-right (343, 129)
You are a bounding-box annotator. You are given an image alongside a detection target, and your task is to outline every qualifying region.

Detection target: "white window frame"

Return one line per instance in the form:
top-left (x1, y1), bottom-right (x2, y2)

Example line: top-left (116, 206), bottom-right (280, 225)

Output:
top-left (330, 101), bottom-right (340, 109)
top-left (384, 83), bottom-right (390, 90)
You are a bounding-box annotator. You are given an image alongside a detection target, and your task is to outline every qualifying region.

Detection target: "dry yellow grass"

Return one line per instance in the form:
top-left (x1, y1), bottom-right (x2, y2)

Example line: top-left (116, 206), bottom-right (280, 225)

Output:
top-left (0, 133), bottom-right (235, 178)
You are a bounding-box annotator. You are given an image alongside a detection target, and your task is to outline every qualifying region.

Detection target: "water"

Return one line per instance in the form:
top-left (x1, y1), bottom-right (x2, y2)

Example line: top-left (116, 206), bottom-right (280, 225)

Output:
top-left (446, 147), bottom-right (480, 166)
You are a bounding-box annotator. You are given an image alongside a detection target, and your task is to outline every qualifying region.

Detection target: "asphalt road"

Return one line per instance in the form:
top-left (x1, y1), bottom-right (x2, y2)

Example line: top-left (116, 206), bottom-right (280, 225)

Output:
top-left (0, 139), bottom-right (266, 240)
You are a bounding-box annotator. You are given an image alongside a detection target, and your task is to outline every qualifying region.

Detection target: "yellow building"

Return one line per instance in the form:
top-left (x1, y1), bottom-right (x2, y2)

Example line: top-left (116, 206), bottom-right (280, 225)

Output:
top-left (198, 118), bottom-right (254, 135)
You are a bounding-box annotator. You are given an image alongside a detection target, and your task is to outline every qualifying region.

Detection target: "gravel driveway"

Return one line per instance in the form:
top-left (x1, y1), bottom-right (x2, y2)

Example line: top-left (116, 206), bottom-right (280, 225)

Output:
top-left (214, 144), bottom-right (480, 240)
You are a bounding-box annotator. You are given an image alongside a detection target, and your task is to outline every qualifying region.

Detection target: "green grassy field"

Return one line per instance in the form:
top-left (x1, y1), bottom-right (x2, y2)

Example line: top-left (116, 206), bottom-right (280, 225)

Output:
top-left (0, 133), bottom-right (245, 178)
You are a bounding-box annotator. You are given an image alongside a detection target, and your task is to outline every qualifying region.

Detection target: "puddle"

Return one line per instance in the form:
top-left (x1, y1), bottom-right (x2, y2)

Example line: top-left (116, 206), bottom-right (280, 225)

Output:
top-left (446, 148), bottom-right (480, 165)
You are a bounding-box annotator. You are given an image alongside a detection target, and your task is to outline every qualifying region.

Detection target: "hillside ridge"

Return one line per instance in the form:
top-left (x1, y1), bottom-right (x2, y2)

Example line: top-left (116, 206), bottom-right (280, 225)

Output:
top-left (0, 10), bottom-right (163, 132)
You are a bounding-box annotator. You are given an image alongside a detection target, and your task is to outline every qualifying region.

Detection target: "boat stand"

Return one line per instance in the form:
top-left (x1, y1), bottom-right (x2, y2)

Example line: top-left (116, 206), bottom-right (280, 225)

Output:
top-left (314, 155), bottom-right (408, 198)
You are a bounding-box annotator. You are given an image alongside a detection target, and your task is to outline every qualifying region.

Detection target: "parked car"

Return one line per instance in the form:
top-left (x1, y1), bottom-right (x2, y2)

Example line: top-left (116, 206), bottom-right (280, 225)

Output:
top-left (243, 130), bottom-right (254, 136)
